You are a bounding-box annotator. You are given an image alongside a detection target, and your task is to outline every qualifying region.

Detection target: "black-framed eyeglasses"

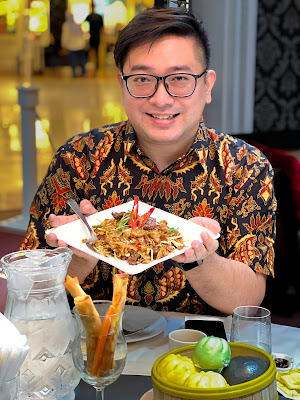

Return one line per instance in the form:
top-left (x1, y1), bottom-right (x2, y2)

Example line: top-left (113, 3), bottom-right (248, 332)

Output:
top-left (121, 70), bottom-right (207, 98)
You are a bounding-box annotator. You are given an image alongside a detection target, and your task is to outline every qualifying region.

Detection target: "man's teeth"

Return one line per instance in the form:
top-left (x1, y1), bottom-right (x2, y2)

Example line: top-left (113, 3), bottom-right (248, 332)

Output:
top-left (151, 114), bottom-right (177, 119)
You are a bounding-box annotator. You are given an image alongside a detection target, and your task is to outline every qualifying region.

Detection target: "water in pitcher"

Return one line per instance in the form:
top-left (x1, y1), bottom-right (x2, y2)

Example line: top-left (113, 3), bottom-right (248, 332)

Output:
top-left (10, 316), bottom-right (79, 399)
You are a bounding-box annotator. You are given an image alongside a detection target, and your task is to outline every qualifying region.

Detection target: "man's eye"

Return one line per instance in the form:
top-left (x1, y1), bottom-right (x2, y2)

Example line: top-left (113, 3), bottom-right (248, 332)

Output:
top-left (173, 75), bottom-right (188, 81)
top-left (133, 76), bottom-right (150, 83)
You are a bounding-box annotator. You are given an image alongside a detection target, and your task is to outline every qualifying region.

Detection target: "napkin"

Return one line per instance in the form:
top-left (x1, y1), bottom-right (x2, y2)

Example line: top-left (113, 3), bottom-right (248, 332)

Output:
top-left (277, 369), bottom-right (300, 399)
top-left (0, 312), bottom-right (30, 383)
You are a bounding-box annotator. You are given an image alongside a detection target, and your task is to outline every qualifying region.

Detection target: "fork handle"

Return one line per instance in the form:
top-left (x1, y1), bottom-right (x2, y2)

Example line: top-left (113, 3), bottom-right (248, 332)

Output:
top-left (67, 199), bottom-right (94, 236)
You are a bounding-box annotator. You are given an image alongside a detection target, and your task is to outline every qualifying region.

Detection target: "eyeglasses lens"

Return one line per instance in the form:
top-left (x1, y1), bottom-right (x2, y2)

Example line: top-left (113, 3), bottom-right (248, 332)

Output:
top-left (127, 74), bottom-right (196, 97)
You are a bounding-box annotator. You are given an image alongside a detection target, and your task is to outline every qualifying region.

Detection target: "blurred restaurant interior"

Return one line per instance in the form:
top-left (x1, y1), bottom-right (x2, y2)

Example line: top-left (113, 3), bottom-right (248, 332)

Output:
top-left (0, 0), bottom-right (299, 323)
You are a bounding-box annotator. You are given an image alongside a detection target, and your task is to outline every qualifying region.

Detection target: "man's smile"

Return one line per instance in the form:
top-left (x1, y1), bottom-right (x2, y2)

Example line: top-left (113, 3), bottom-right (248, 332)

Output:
top-left (147, 113), bottom-right (180, 120)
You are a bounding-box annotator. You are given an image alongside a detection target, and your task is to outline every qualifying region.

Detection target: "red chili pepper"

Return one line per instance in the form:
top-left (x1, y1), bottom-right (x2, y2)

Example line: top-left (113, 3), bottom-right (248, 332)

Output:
top-left (129, 197), bottom-right (139, 228)
top-left (134, 207), bottom-right (155, 229)
top-left (129, 197), bottom-right (155, 229)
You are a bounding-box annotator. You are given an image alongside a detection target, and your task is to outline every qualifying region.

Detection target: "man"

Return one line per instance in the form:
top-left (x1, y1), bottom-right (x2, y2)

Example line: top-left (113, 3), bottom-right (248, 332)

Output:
top-left (61, 11), bottom-right (87, 78)
top-left (20, 8), bottom-right (276, 316)
top-left (85, 2), bottom-right (104, 70)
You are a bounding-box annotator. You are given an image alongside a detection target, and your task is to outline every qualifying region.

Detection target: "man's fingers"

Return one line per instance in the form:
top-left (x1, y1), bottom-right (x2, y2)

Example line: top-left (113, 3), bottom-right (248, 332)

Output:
top-left (48, 213), bottom-right (78, 228)
top-left (172, 233), bottom-right (219, 265)
top-left (48, 201), bottom-right (97, 230)
top-left (46, 234), bottom-right (98, 263)
top-left (80, 199), bottom-right (98, 215)
top-left (46, 232), bottom-right (68, 248)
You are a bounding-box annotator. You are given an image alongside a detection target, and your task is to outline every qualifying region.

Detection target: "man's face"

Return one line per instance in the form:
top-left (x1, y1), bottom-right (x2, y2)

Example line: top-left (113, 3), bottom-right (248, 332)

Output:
top-left (118, 35), bottom-right (216, 148)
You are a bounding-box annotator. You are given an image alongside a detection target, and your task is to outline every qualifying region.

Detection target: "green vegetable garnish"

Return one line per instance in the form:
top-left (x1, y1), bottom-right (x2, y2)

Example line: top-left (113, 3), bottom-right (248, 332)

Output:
top-left (92, 225), bottom-right (103, 228)
top-left (117, 213), bottom-right (130, 230)
top-left (116, 213), bottom-right (131, 236)
top-left (169, 227), bottom-right (178, 234)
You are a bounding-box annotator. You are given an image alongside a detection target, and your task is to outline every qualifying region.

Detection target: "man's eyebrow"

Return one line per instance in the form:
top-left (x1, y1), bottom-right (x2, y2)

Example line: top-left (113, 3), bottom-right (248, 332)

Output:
top-left (130, 65), bottom-right (151, 72)
top-left (169, 65), bottom-right (194, 72)
top-left (129, 65), bottom-right (193, 73)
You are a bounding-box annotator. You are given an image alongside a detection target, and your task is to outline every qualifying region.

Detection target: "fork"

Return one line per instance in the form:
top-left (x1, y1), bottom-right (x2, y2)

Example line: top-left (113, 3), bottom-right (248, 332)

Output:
top-left (67, 199), bottom-right (98, 251)
top-left (123, 323), bottom-right (152, 336)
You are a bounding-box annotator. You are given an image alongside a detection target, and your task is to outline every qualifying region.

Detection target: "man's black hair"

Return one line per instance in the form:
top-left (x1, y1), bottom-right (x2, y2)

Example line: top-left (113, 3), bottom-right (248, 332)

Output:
top-left (114, 7), bottom-right (211, 71)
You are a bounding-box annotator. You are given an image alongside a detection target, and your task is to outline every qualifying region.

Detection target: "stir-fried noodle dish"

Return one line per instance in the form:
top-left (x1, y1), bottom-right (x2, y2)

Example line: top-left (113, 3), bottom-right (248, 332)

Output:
top-left (85, 210), bottom-right (185, 265)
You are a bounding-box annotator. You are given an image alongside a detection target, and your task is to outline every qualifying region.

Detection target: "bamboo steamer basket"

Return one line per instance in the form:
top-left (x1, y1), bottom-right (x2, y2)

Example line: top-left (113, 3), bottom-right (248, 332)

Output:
top-left (151, 342), bottom-right (277, 400)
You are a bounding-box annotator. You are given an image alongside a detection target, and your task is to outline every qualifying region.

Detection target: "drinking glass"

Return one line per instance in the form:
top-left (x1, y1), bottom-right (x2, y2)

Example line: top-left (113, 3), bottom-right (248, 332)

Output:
top-left (72, 301), bottom-right (127, 400)
top-left (230, 306), bottom-right (272, 354)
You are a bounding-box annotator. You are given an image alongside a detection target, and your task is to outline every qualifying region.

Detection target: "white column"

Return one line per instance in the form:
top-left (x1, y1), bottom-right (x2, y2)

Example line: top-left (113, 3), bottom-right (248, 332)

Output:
top-left (192, 0), bottom-right (258, 134)
top-left (18, 85), bottom-right (39, 216)
top-left (0, 86), bottom-right (39, 232)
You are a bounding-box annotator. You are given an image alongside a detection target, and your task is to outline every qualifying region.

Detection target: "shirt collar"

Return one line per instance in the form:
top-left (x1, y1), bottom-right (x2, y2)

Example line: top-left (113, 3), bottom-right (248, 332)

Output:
top-left (123, 119), bottom-right (211, 166)
top-left (190, 120), bottom-right (211, 167)
top-left (123, 121), bottom-right (136, 162)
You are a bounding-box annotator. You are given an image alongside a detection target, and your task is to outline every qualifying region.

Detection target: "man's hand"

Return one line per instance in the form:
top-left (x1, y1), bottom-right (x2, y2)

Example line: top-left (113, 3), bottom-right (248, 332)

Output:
top-left (172, 217), bottom-right (266, 314)
top-left (173, 217), bottom-right (220, 264)
top-left (46, 199), bottom-right (99, 282)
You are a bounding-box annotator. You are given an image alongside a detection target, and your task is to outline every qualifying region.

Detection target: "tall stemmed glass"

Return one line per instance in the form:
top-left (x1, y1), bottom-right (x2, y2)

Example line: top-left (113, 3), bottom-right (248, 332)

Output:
top-left (72, 300), bottom-right (127, 400)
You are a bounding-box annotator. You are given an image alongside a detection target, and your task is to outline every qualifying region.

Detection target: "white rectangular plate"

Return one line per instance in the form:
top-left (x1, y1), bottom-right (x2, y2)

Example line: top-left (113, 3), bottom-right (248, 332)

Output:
top-left (46, 201), bottom-right (219, 275)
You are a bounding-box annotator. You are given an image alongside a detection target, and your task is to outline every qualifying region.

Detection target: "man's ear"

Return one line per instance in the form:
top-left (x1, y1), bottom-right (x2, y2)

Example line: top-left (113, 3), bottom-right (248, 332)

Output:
top-left (117, 72), bottom-right (123, 88)
top-left (205, 69), bottom-right (216, 105)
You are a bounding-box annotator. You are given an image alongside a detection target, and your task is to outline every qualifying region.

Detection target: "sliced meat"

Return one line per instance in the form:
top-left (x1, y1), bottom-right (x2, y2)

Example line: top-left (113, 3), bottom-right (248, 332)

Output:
top-left (111, 211), bottom-right (126, 220)
top-left (142, 217), bottom-right (157, 230)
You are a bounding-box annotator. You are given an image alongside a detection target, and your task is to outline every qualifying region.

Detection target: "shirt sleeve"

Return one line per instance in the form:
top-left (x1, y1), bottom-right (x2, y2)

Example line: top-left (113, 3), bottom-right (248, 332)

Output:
top-left (19, 135), bottom-right (90, 251)
top-left (218, 142), bottom-right (276, 277)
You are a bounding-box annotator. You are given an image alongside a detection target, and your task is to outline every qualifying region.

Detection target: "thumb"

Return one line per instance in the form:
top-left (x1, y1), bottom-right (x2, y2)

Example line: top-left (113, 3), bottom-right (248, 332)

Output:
top-left (190, 216), bottom-right (221, 234)
top-left (80, 199), bottom-right (98, 215)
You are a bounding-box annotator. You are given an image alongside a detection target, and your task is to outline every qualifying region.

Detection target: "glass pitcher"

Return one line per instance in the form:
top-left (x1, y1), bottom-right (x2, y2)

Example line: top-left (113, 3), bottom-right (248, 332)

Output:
top-left (1, 248), bottom-right (80, 400)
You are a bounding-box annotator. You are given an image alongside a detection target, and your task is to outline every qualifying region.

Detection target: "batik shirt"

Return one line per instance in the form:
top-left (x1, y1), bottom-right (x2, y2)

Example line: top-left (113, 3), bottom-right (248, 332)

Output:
top-left (20, 120), bottom-right (276, 316)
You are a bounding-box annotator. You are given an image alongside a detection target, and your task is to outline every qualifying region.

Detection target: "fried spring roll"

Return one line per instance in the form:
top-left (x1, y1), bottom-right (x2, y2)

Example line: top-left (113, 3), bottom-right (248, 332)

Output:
top-left (74, 295), bottom-right (102, 373)
top-left (64, 276), bottom-right (102, 372)
top-left (63, 275), bottom-right (86, 297)
top-left (92, 273), bottom-right (129, 377)
top-left (112, 272), bottom-right (129, 312)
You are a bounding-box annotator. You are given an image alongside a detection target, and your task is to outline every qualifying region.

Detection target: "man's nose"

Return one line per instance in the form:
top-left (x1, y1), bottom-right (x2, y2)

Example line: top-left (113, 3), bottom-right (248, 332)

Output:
top-left (150, 80), bottom-right (173, 103)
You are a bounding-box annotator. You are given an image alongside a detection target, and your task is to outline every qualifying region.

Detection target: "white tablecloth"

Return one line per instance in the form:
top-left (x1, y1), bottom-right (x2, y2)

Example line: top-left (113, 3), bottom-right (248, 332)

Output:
top-left (123, 311), bottom-right (300, 376)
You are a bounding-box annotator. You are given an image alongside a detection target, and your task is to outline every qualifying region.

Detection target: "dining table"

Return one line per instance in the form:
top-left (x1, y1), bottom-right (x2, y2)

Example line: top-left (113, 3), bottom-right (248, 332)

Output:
top-left (73, 310), bottom-right (300, 400)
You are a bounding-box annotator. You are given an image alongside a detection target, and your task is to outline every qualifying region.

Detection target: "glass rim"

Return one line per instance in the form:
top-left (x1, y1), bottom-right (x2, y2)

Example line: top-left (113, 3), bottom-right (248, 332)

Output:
top-left (233, 305), bottom-right (271, 319)
top-left (73, 299), bottom-right (123, 318)
top-left (0, 247), bottom-right (72, 271)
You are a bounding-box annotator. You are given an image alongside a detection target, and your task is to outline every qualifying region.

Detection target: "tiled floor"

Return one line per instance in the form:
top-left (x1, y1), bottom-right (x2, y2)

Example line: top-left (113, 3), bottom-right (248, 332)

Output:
top-left (0, 65), bottom-right (126, 221)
